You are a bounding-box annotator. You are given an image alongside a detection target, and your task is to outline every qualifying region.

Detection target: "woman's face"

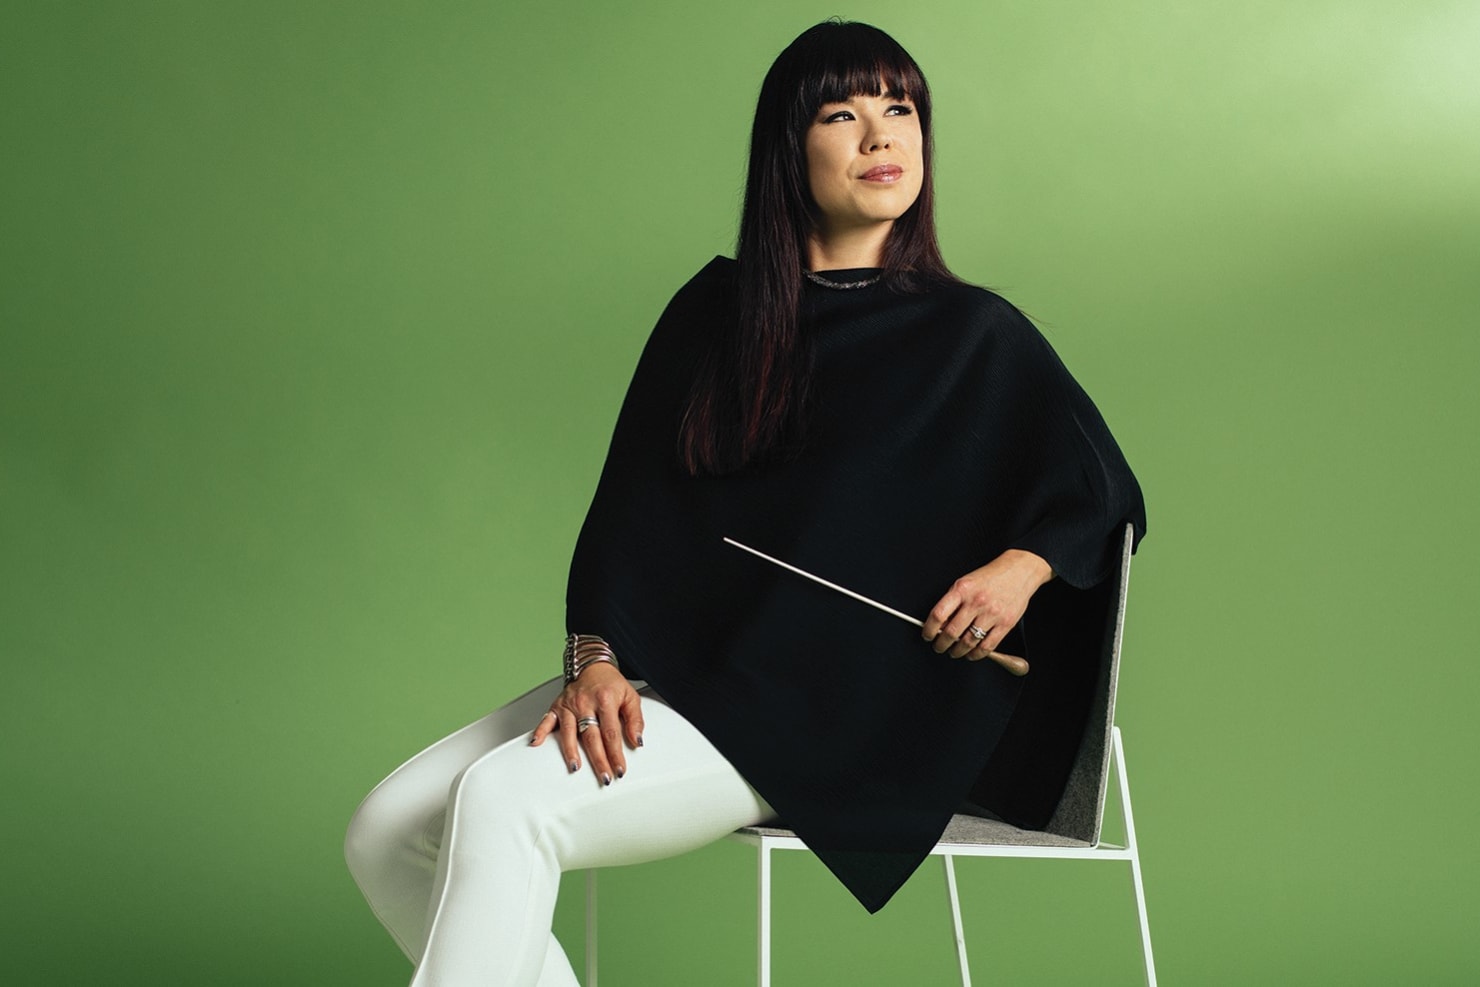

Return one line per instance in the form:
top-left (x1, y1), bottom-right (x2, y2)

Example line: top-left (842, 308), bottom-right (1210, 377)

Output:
top-left (804, 92), bottom-right (924, 244)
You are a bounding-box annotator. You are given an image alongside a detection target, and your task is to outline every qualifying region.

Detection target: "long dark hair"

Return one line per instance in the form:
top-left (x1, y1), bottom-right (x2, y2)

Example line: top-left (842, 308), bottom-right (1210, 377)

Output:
top-left (679, 20), bottom-right (959, 476)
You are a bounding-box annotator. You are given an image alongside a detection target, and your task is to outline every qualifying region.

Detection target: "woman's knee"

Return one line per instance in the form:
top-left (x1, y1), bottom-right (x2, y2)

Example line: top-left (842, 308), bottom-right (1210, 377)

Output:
top-left (343, 781), bottom-right (395, 882)
top-left (344, 769), bottom-right (440, 884)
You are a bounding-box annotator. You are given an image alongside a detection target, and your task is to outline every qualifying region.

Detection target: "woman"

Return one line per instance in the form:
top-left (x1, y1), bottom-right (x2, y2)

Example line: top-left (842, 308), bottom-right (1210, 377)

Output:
top-left (346, 20), bottom-right (1145, 985)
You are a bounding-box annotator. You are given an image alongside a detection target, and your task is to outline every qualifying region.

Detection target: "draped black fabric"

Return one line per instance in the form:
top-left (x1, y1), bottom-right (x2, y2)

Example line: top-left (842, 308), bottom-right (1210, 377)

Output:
top-left (565, 257), bottom-right (1146, 911)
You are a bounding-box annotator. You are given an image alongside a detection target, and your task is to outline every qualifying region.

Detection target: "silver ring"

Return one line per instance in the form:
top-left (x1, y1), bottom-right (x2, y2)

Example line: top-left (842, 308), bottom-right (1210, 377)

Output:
top-left (967, 625), bottom-right (988, 641)
top-left (576, 716), bottom-right (600, 733)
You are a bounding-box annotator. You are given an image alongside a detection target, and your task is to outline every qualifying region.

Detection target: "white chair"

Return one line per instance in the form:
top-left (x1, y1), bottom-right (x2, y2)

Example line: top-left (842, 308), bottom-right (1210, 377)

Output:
top-left (585, 524), bottom-right (1154, 986)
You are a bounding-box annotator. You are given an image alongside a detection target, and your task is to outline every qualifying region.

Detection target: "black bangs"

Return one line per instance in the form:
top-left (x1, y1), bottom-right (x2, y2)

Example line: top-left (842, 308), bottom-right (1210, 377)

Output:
top-left (811, 58), bottom-right (919, 108)
top-left (771, 21), bottom-right (931, 126)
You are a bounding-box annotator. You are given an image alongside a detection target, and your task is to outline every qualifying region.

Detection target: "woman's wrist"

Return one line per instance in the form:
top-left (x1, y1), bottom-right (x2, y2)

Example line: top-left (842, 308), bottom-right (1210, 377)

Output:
top-left (1000, 549), bottom-right (1055, 590)
top-left (563, 633), bottom-right (621, 683)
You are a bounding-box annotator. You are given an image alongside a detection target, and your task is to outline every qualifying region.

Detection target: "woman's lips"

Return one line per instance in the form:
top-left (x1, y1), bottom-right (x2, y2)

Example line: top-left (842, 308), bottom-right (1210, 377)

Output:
top-left (860, 164), bottom-right (903, 182)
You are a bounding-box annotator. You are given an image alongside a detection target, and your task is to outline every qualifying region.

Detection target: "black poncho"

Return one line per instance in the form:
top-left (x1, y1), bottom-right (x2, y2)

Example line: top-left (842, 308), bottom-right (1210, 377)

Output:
top-left (566, 257), bottom-right (1146, 911)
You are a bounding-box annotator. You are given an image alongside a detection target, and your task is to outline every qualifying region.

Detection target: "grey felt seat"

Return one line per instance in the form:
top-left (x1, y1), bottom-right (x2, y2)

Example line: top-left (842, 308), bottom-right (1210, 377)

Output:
top-left (935, 814), bottom-right (1093, 849)
top-left (740, 814), bottom-right (1094, 849)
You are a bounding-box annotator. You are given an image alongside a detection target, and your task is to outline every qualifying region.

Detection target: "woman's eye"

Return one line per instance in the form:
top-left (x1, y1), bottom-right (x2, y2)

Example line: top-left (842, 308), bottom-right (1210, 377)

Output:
top-left (822, 110), bottom-right (855, 123)
top-left (885, 104), bottom-right (913, 116)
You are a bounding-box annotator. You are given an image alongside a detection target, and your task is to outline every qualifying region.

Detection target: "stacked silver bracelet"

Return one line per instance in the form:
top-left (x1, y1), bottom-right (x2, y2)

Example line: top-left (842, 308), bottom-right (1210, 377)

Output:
top-left (563, 633), bottom-right (620, 684)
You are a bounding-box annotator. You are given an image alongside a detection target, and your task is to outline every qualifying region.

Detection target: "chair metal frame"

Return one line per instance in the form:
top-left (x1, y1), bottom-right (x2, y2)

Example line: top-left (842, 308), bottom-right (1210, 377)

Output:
top-left (585, 525), bottom-right (1154, 986)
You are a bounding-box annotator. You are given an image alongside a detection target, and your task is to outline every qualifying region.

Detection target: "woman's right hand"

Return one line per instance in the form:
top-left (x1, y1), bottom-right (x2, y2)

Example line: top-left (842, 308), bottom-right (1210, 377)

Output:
top-left (529, 663), bottom-right (645, 785)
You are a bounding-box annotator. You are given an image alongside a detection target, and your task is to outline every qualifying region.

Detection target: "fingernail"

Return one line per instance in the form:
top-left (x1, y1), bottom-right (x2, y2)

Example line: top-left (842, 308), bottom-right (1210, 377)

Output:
top-left (569, 760), bottom-right (579, 773)
top-left (615, 767), bottom-right (625, 780)
top-left (602, 773), bottom-right (612, 786)
top-left (529, 737), bottom-right (537, 745)
top-left (636, 735), bottom-right (644, 747)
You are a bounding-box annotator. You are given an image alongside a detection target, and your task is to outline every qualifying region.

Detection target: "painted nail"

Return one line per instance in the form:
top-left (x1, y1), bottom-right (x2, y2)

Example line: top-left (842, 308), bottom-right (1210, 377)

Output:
top-left (615, 767), bottom-right (625, 780)
top-left (602, 773), bottom-right (612, 786)
top-left (569, 760), bottom-right (579, 773)
top-left (637, 735), bottom-right (645, 747)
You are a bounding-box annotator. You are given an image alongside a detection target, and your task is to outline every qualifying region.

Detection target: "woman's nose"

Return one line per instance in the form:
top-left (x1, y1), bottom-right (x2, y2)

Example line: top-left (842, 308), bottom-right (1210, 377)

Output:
top-left (863, 123), bottom-right (894, 152)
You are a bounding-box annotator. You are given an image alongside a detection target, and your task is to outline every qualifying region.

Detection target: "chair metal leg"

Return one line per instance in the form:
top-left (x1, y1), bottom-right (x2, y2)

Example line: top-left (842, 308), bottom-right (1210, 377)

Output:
top-left (585, 869), bottom-right (598, 987)
top-left (1113, 729), bottom-right (1157, 987)
top-left (943, 854), bottom-right (973, 986)
top-left (757, 844), bottom-right (772, 987)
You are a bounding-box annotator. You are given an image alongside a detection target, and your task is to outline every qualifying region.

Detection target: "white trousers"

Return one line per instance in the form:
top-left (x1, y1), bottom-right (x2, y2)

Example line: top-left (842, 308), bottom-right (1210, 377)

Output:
top-left (344, 676), bottom-right (776, 986)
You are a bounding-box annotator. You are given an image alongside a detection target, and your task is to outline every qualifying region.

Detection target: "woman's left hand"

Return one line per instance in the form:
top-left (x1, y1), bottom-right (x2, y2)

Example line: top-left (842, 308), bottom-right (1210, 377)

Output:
top-left (921, 549), bottom-right (1055, 675)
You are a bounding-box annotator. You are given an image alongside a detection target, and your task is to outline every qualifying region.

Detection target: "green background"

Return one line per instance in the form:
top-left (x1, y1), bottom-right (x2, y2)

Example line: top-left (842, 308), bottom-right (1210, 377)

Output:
top-left (3, 1), bottom-right (1477, 983)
